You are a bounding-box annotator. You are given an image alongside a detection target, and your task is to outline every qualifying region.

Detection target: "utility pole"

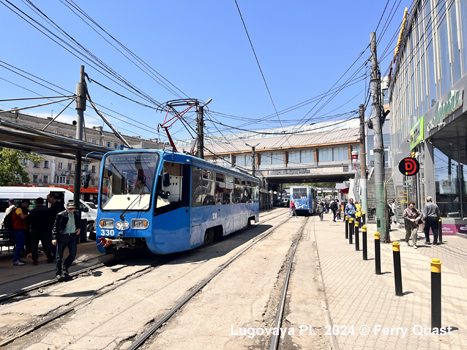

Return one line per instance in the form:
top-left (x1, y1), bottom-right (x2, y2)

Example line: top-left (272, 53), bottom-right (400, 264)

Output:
top-left (370, 32), bottom-right (387, 240)
top-left (359, 104), bottom-right (368, 218)
top-left (74, 65), bottom-right (86, 208)
top-left (252, 146), bottom-right (256, 176)
top-left (197, 104), bottom-right (204, 159)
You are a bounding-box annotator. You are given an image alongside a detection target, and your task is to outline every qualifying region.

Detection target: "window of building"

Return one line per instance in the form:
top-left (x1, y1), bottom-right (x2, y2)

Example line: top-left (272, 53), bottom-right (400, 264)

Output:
top-left (114, 143), bottom-right (118, 149)
top-left (58, 162), bottom-right (63, 170)
top-left (333, 147), bottom-right (348, 161)
top-left (66, 177), bottom-right (71, 185)
top-left (301, 149), bottom-right (313, 163)
top-left (461, 0), bottom-right (467, 75)
top-left (319, 148), bottom-right (333, 162)
top-left (33, 161), bottom-right (39, 168)
top-left (450, 2), bottom-right (462, 84)
top-left (91, 178), bottom-right (95, 186)
top-left (260, 152), bottom-right (272, 166)
top-left (55, 175), bottom-right (66, 184)
top-left (107, 141), bottom-right (111, 148)
top-left (438, 0), bottom-right (452, 97)
top-left (67, 163), bottom-right (72, 171)
top-left (43, 160), bottom-right (49, 168)
top-left (271, 151), bottom-right (284, 165)
top-left (32, 175), bottom-right (38, 183)
top-left (43, 175), bottom-right (48, 184)
top-left (288, 150), bottom-right (300, 165)
top-left (91, 165), bottom-right (96, 173)
top-left (92, 139), bottom-right (97, 144)
top-left (21, 159), bottom-right (29, 167)
top-left (382, 89), bottom-right (389, 105)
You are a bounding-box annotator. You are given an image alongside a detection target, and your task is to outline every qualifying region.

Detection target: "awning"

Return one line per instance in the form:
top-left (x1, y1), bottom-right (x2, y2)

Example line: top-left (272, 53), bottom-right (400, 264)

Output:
top-left (0, 118), bottom-right (111, 160)
top-left (339, 188), bottom-right (349, 193)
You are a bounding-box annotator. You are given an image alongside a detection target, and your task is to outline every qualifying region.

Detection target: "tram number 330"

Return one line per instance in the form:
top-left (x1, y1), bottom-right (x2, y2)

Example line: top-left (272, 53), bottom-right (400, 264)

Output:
top-left (101, 229), bottom-right (115, 236)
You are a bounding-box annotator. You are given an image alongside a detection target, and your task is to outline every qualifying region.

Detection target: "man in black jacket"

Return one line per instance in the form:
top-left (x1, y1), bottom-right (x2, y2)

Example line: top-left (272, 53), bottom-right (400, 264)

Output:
top-left (330, 199), bottom-right (338, 222)
top-left (52, 202), bottom-right (81, 281)
top-left (28, 197), bottom-right (55, 265)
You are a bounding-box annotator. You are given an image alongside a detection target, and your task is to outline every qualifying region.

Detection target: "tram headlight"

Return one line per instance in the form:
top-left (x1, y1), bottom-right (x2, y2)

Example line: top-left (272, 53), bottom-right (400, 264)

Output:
top-left (132, 219), bottom-right (149, 229)
top-left (99, 219), bottom-right (114, 229)
top-left (115, 220), bottom-right (130, 231)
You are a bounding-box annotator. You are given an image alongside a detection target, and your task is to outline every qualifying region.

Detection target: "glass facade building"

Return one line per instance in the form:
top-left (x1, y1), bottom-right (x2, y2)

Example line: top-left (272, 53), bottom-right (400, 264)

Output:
top-left (390, 0), bottom-right (467, 235)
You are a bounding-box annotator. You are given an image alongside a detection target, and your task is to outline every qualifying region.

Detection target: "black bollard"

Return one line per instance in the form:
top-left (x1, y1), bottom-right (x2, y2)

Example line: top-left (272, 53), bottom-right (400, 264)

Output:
top-left (375, 232), bottom-right (381, 275)
top-left (355, 221), bottom-right (360, 251)
top-left (431, 259), bottom-right (442, 331)
top-left (349, 218), bottom-right (354, 244)
top-left (345, 216), bottom-right (349, 239)
top-left (438, 218), bottom-right (443, 244)
top-left (362, 225), bottom-right (367, 260)
top-left (362, 212), bottom-right (366, 225)
top-left (393, 242), bottom-right (403, 296)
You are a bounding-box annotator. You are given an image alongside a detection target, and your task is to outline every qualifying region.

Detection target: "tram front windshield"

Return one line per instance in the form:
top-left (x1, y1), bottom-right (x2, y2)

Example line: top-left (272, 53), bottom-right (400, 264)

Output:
top-left (100, 152), bottom-right (159, 211)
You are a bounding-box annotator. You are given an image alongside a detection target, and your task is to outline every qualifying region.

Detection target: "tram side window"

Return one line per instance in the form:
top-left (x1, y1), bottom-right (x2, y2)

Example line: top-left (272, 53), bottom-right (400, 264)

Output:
top-left (215, 173), bottom-right (230, 205)
top-left (192, 166), bottom-right (215, 207)
top-left (155, 162), bottom-right (190, 215)
top-left (232, 178), bottom-right (243, 204)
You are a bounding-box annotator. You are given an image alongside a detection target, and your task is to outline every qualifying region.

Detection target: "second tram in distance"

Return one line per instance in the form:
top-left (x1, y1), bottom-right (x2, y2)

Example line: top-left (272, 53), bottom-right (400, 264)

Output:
top-left (96, 150), bottom-right (259, 255)
top-left (290, 186), bottom-right (317, 215)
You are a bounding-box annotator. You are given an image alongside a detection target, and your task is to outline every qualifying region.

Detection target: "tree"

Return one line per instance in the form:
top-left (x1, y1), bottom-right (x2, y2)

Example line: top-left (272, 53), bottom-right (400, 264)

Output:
top-left (0, 148), bottom-right (44, 186)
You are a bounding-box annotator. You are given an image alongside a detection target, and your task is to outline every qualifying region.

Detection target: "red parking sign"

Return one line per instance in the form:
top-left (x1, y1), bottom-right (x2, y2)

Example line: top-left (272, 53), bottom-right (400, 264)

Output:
top-left (398, 157), bottom-right (420, 176)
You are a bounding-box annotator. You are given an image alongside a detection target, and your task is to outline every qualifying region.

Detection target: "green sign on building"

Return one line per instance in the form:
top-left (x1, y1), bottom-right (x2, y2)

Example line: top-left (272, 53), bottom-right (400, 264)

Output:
top-left (410, 116), bottom-right (424, 150)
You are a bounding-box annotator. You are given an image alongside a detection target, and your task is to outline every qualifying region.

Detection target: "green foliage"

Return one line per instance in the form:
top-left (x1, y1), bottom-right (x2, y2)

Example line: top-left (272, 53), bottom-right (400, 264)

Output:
top-left (0, 148), bottom-right (44, 186)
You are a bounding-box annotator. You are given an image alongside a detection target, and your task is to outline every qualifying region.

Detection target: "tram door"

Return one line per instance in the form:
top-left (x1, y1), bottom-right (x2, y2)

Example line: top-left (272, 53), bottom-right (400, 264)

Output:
top-left (154, 162), bottom-right (191, 251)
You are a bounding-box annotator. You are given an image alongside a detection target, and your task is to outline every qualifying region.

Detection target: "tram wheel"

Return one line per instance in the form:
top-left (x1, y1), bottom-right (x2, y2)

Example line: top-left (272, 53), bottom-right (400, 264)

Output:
top-left (204, 228), bottom-right (214, 245)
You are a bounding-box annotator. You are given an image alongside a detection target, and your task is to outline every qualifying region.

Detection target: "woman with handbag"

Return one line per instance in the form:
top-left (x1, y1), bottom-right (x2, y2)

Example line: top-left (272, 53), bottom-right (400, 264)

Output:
top-left (402, 201), bottom-right (422, 249)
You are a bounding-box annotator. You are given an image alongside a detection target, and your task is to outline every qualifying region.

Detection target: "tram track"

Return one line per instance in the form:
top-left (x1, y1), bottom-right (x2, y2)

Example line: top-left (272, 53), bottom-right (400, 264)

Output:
top-left (0, 209), bottom-right (286, 306)
top-left (126, 214), bottom-right (295, 350)
top-left (0, 211), bottom-right (291, 348)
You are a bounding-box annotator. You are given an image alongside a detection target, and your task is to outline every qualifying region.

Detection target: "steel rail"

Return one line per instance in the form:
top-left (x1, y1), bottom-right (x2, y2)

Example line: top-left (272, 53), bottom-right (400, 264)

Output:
top-left (0, 256), bottom-right (128, 303)
top-left (127, 215), bottom-right (294, 350)
top-left (269, 216), bottom-right (310, 350)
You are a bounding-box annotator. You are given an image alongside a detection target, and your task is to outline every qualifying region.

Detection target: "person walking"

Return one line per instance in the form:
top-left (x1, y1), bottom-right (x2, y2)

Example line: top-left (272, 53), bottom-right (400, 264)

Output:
top-left (47, 193), bottom-right (65, 259)
top-left (316, 201), bottom-right (324, 220)
top-left (52, 202), bottom-right (81, 281)
top-left (289, 200), bottom-right (297, 217)
top-left (28, 197), bottom-right (55, 265)
top-left (330, 199), bottom-right (338, 222)
top-left (402, 201), bottom-right (422, 249)
top-left (422, 196), bottom-right (441, 245)
top-left (345, 198), bottom-right (357, 220)
top-left (12, 199), bottom-right (30, 266)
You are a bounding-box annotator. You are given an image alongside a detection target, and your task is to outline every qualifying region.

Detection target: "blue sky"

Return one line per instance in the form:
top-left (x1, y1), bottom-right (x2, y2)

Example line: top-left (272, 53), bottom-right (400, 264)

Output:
top-left (0, 0), bottom-right (411, 144)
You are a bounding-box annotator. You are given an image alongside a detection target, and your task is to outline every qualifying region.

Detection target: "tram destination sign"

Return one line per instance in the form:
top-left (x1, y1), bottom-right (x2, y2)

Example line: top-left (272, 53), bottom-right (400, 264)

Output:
top-left (399, 157), bottom-right (420, 176)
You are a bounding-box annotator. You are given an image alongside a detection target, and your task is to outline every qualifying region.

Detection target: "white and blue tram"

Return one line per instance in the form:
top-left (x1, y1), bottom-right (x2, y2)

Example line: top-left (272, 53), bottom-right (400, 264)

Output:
top-left (96, 150), bottom-right (259, 254)
top-left (289, 186), bottom-right (317, 215)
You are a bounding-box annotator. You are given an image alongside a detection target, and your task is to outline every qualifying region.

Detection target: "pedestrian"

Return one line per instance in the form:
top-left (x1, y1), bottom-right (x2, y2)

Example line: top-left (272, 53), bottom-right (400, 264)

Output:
top-left (330, 199), bottom-right (338, 222)
top-left (289, 200), bottom-right (297, 217)
top-left (422, 196), bottom-right (441, 245)
top-left (52, 202), bottom-right (81, 281)
top-left (355, 201), bottom-right (362, 218)
top-left (402, 201), bottom-right (422, 249)
top-left (0, 199), bottom-right (15, 228)
top-left (336, 199), bottom-right (341, 220)
top-left (12, 199), bottom-right (30, 266)
top-left (28, 197), bottom-right (55, 265)
top-left (391, 199), bottom-right (399, 227)
top-left (345, 198), bottom-right (357, 220)
top-left (324, 201), bottom-right (329, 214)
top-left (47, 193), bottom-right (65, 259)
top-left (316, 201), bottom-right (324, 220)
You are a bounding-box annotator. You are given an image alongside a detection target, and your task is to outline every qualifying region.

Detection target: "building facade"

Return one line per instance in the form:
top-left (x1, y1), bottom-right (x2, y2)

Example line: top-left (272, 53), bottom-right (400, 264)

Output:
top-left (1, 111), bottom-right (165, 202)
top-left (389, 0), bottom-right (467, 235)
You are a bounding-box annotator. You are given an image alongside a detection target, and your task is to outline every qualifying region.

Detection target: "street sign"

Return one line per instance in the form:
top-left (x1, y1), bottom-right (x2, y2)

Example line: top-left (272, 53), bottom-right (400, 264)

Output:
top-left (398, 157), bottom-right (420, 176)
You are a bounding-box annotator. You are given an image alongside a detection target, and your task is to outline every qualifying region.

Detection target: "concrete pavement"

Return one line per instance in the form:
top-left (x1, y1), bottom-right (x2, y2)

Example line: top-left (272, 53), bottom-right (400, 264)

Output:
top-left (312, 212), bottom-right (467, 350)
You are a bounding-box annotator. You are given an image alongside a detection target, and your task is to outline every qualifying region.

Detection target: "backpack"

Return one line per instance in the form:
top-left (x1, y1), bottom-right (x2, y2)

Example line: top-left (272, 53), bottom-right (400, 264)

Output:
top-left (3, 206), bottom-right (17, 229)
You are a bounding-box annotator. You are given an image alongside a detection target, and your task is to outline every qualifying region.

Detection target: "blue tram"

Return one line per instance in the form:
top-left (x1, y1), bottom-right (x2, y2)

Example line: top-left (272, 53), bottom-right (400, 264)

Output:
top-left (96, 150), bottom-right (259, 254)
top-left (289, 186), bottom-right (317, 215)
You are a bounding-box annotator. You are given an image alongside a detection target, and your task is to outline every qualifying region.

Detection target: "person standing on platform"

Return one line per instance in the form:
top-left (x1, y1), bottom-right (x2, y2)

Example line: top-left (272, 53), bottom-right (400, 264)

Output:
top-left (0, 199), bottom-right (15, 228)
top-left (402, 201), bottom-right (421, 249)
top-left (330, 199), bottom-right (338, 222)
top-left (422, 196), bottom-right (441, 245)
top-left (391, 199), bottom-right (400, 227)
top-left (12, 199), bottom-right (30, 266)
top-left (289, 200), bottom-right (297, 217)
top-left (345, 198), bottom-right (357, 220)
top-left (316, 201), bottom-right (324, 221)
top-left (52, 202), bottom-right (81, 281)
top-left (28, 197), bottom-right (55, 265)
top-left (47, 193), bottom-right (65, 259)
